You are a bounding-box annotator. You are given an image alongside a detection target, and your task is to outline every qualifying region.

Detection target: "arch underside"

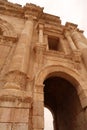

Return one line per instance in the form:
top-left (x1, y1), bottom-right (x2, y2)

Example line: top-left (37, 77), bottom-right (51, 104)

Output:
top-left (35, 65), bottom-right (87, 108)
top-left (44, 76), bottom-right (84, 130)
top-left (35, 65), bottom-right (87, 130)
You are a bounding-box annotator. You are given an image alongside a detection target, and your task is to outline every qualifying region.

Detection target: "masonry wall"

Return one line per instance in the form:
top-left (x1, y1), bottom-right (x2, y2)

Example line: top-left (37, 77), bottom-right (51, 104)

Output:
top-left (0, 1), bottom-right (87, 130)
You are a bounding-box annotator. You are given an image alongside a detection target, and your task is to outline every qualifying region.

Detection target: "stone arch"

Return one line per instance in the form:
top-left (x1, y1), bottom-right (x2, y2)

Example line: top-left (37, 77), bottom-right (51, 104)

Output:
top-left (35, 65), bottom-right (87, 108)
top-left (0, 18), bottom-right (17, 37)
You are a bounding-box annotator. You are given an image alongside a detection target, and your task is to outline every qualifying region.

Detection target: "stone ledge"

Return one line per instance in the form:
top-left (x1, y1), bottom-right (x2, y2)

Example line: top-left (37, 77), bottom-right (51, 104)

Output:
top-left (0, 88), bottom-right (32, 103)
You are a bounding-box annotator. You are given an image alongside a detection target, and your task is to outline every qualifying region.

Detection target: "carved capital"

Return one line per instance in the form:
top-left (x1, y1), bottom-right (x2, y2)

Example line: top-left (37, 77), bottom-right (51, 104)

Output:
top-left (24, 3), bottom-right (44, 19)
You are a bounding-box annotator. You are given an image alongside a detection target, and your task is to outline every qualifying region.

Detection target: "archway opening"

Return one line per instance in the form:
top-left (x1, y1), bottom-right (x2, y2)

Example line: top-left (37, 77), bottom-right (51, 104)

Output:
top-left (44, 76), bottom-right (84, 130)
top-left (44, 107), bottom-right (54, 130)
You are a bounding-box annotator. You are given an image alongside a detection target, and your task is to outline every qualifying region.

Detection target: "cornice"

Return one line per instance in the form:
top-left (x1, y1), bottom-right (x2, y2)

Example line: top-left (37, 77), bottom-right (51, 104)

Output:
top-left (24, 3), bottom-right (44, 19)
top-left (0, 0), bottom-right (82, 33)
top-left (0, 0), bottom-right (61, 23)
top-left (64, 22), bottom-right (83, 33)
top-left (0, 0), bottom-right (24, 18)
top-left (41, 13), bottom-right (61, 25)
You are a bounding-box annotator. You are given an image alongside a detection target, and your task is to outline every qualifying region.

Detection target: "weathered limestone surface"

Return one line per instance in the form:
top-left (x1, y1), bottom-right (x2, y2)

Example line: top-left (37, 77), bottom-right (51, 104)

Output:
top-left (0, 0), bottom-right (87, 130)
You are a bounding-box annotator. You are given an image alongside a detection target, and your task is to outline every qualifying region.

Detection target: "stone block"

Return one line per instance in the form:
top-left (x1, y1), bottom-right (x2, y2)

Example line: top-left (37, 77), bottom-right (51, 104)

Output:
top-left (32, 116), bottom-right (44, 129)
top-left (33, 93), bottom-right (44, 101)
top-left (0, 107), bottom-right (29, 123)
top-left (33, 129), bottom-right (43, 130)
top-left (12, 123), bottom-right (28, 130)
top-left (0, 123), bottom-right (11, 130)
top-left (13, 108), bottom-right (29, 123)
top-left (0, 108), bottom-right (11, 122)
top-left (33, 101), bottom-right (44, 116)
top-left (0, 101), bottom-right (14, 108)
top-left (34, 85), bottom-right (43, 93)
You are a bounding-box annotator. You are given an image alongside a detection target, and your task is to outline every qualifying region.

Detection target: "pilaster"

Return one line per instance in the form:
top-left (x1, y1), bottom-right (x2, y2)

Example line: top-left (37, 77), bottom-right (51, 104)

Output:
top-left (32, 84), bottom-right (44, 130)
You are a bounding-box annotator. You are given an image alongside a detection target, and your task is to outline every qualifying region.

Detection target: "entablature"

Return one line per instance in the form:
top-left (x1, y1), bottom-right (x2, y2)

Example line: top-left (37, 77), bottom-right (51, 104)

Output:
top-left (0, 0), bottom-right (23, 18)
top-left (0, 0), bottom-right (83, 36)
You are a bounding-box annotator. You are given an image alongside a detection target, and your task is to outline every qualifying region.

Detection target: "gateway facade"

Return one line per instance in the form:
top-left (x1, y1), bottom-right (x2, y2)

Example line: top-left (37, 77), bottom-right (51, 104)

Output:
top-left (0, 0), bottom-right (87, 130)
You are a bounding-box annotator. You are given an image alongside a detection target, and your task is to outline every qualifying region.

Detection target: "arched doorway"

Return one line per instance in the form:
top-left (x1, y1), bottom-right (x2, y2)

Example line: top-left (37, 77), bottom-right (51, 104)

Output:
top-left (44, 76), bottom-right (85, 130)
top-left (35, 65), bottom-right (87, 130)
top-left (44, 107), bottom-right (54, 130)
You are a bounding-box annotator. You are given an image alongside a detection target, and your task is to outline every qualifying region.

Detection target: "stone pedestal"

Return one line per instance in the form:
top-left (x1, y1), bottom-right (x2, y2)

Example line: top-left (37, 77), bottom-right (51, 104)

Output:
top-left (0, 88), bottom-right (32, 130)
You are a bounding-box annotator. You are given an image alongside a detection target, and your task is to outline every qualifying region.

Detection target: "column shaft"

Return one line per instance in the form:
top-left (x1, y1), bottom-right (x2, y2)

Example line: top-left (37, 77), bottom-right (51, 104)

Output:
top-left (71, 31), bottom-right (87, 49)
top-left (9, 19), bottom-right (34, 74)
top-left (65, 31), bottom-right (77, 51)
top-left (44, 34), bottom-right (48, 50)
top-left (39, 24), bottom-right (44, 43)
top-left (4, 18), bottom-right (34, 90)
top-left (60, 38), bottom-right (69, 54)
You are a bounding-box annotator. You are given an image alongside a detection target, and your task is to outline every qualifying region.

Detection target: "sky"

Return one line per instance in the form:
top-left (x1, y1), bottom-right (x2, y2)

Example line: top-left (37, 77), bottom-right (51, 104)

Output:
top-left (8, 0), bottom-right (87, 37)
top-left (8, 0), bottom-right (87, 130)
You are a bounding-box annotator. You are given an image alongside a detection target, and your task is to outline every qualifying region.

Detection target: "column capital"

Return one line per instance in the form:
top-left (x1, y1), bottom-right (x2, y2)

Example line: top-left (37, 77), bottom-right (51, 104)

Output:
top-left (25, 14), bottom-right (36, 21)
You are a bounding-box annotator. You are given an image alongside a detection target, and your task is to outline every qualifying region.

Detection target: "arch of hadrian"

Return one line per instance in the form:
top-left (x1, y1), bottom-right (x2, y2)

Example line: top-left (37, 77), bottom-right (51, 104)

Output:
top-left (0, 0), bottom-right (87, 130)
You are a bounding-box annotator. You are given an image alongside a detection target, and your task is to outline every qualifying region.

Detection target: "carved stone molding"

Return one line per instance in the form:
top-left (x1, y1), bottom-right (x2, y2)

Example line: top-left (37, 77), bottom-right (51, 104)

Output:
top-left (4, 70), bottom-right (29, 90)
top-left (0, 88), bottom-right (32, 103)
top-left (0, 0), bottom-right (23, 18)
top-left (0, 35), bottom-right (17, 46)
top-left (24, 3), bottom-right (44, 19)
top-left (34, 43), bottom-right (46, 53)
top-left (0, 18), bottom-right (17, 38)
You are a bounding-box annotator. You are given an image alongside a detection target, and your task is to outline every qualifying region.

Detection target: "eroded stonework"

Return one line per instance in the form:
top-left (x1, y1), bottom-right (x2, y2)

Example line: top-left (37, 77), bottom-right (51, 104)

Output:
top-left (0, 0), bottom-right (87, 130)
